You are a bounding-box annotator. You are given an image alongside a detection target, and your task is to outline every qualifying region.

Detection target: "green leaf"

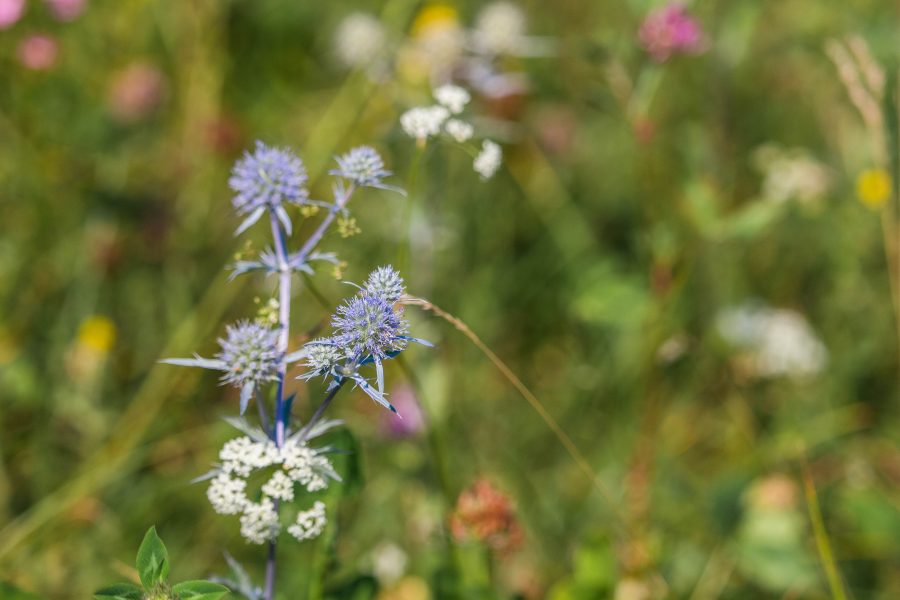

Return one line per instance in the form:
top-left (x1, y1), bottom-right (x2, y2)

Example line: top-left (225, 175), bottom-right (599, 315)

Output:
top-left (172, 580), bottom-right (230, 599)
top-left (92, 583), bottom-right (144, 600)
top-left (136, 526), bottom-right (170, 588)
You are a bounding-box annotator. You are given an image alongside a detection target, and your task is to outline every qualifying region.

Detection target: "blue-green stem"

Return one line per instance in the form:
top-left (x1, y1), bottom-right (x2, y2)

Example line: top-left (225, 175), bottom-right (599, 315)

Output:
top-left (263, 184), bottom-right (356, 600)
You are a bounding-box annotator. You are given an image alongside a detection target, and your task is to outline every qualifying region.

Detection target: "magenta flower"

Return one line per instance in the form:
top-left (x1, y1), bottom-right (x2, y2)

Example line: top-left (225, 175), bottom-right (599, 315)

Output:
top-left (17, 35), bottom-right (59, 71)
top-left (638, 3), bottom-right (705, 62)
top-left (0, 0), bottom-right (25, 29)
top-left (380, 384), bottom-right (425, 438)
top-left (46, 0), bottom-right (86, 22)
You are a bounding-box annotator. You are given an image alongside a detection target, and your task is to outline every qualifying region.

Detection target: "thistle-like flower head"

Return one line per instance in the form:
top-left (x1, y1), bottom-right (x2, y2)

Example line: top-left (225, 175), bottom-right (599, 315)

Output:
top-left (365, 265), bottom-right (406, 304)
top-left (331, 146), bottom-right (392, 188)
top-left (216, 321), bottom-right (281, 390)
top-left (229, 141), bottom-right (309, 234)
top-left (300, 339), bottom-right (344, 379)
top-left (333, 292), bottom-right (409, 361)
top-left (298, 266), bottom-right (430, 413)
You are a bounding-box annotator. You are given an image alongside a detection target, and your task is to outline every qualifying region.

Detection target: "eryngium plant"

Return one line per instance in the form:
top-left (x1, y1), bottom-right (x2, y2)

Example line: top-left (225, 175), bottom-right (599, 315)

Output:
top-left (162, 141), bottom-right (427, 600)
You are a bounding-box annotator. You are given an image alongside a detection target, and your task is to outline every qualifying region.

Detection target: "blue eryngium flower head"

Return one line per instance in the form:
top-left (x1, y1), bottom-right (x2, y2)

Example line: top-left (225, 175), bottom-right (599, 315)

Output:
top-left (299, 265), bottom-right (431, 414)
top-left (333, 292), bottom-right (410, 361)
top-left (365, 265), bottom-right (405, 304)
top-left (216, 321), bottom-right (281, 389)
top-left (330, 146), bottom-right (403, 193)
top-left (162, 320), bottom-right (304, 415)
top-left (229, 141), bottom-right (310, 235)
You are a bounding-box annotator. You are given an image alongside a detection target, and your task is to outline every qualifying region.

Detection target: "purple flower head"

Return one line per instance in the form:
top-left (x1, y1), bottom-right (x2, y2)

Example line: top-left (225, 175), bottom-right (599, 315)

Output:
top-left (162, 319), bottom-right (294, 414)
top-left (216, 321), bottom-right (281, 390)
top-left (638, 3), bottom-right (705, 63)
top-left (365, 265), bottom-right (405, 304)
top-left (298, 266), bottom-right (431, 414)
top-left (299, 338), bottom-right (344, 380)
top-left (333, 292), bottom-right (409, 362)
top-left (229, 141), bottom-right (309, 235)
top-left (330, 146), bottom-right (392, 188)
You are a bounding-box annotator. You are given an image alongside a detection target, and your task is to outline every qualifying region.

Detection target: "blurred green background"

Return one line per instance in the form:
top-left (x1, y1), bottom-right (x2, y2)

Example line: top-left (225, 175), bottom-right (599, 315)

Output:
top-left (2, 0), bottom-right (900, 598)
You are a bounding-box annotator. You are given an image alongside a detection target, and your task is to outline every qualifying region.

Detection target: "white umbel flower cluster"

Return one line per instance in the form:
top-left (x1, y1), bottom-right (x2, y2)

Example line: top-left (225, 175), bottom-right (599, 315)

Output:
top-left (287, 501), bottom-right (328, 541)
top-left (445, 119), bottom-right (474, 143)
top-left (400, 106), bottom-right (450, 142)
top-left (716, 303), bottom-right (828, 379)
top-left (434, 84), bottom-right (471, 114)
top-left (400, 84), bottom-right (503, 179)
top-left (207, 435), bottom-right (335, 544)
top-left (261, 470), bottom-right (295, 502)
top-left (240, 499), bottom-right (281, 545)
top-left (207, 472), bottom-right (248, 515)
top-left (473, 140), bottom-right (503, 180)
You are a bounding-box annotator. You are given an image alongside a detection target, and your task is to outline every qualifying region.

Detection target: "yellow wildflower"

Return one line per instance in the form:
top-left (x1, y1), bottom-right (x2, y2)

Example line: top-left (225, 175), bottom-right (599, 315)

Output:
top-left (77, 315), bottom-right (116, 353)
top-left (856, 168), bottom-right (891, 209)
top-left (410, 4), bottom-right (459, 38)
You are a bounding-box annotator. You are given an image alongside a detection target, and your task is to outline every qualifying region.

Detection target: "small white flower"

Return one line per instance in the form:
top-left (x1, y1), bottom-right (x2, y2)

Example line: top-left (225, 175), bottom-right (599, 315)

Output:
top-left (334, 13), bottom-right (386, 69)
top-left (371, 542), bottom-right (408, 585)
top-left (261, 470), bottom-right (295, 502)
top-left (716, 303), bottom-right (827, 379)
top-left (240, 498), bottom-right (281, 544)
top-left (444, 119), bottom-right (474, 143)
top-left (433, 84), bottom-right (471, 114)
top-left (400, 106), bottom-right (450, 141)
top-left (753, 145), bottom-right (831, 205)
top-left (288, 501), bottom-right (328, 541)
top-left (207, 473), bottom-right (248, 515)
top-left (473, 2), bottom-right (527, 55)
top-left (473, 140), bottom-right (502, 179)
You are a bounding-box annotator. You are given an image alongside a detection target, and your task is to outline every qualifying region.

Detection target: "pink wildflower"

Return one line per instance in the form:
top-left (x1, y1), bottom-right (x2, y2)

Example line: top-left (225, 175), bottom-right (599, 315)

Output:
top-left (638, 3), bottom-right (705, 62)
top-left (46, 0), bottom-right (87, 22)
top-left (17, 35), bottom-right (59, 71)
top-left (0, 0), bottom-right (25, 29)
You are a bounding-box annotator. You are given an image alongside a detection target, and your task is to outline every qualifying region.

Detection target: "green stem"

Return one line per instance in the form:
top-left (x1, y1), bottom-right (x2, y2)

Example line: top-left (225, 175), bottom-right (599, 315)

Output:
top-left (802, 464), bottom-right (848, 600)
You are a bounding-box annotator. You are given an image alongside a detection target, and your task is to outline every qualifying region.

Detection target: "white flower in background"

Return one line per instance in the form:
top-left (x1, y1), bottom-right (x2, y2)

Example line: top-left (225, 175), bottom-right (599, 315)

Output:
top-left (400, 105), bottom-right (450, 142)
top-left (717, 303), bottom-right (828, 379)
top-left (288, 501), bottom-right (328, 541)
top-left (240, 499), bottom-right (281, 545)
top-left (400, 84), bottom-right (503, 181)
top-left (434, 84), bottom-right (471, 114)
top-left (207, 435), bottom-right (336, 544)
top-left (334, 13), bottom-right (386, 69)
top-left (473, 2), bottom-right (527, 55)
top-left (753, 145), bottom-right (832, 205)
top-left (473, 140), bottom-right (503, 179)
top-left (371, 541), bottom-right (408, 586)
top-left (444, 118), bottom-right (474, 142)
